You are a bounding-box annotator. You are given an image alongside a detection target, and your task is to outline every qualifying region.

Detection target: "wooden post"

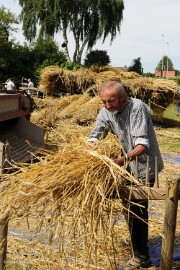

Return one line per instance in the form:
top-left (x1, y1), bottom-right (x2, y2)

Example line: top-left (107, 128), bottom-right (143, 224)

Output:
top-left (160, 177), bottom-right (179, 270)
top-left (145, 156), bottom-right (149, 186)
top-left (0, 210), bottom-right (9, 270)
top-left (0, 224), bottom-right (8, 270)
top-left (0, 142), bottom-right (4, 174)
top-left (154, 156), bottom-right (159, 188)
top-left (0, 142), bottom-right (8, 270)
top-left (135, 156), bottom-right (138, 179)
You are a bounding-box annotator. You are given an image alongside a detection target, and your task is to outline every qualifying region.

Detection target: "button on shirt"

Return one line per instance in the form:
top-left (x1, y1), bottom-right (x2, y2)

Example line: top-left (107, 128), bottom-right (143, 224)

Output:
top-left (88, 98), bottom-right (164, 182)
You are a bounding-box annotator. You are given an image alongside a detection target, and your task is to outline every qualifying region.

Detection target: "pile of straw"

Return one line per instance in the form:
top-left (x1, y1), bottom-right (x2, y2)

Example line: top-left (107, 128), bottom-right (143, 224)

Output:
top-left (3, 156), bottom-right (179, 270)
top-left (0, 135), bottom-right (138, 218)
top-left (0, 136), bottom-right (141, 269)
top-left (1, 75), bottom-right (179, 269)
top-left (39, 66), bottom-right (179, 114)
top-left (31, 94), bottom-right (103, 148)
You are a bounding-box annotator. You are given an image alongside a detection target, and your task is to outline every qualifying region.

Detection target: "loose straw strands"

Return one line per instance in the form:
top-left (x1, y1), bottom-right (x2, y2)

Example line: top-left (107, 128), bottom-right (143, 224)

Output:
top-left (56, 93), bottom-right (91, 119)
top-left (44, 121), bottom-right (92, 148)
top-left (31, 95), bottom-right (81, 128)
top-left (2, 138), bottom-right (141, 269)
top-left (31, 94), bottom-right (99, 132)
top-left (39, 66), bottom-right (179, 102)
top-left (72, 95), bottom-right (102, 124)
top-left (0, 137), bottom-right (139, 219)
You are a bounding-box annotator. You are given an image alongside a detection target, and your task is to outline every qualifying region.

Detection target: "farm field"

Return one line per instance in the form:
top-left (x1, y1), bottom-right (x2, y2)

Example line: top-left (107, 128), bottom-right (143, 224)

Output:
top-left (1, 94), bottom-right (180, 270)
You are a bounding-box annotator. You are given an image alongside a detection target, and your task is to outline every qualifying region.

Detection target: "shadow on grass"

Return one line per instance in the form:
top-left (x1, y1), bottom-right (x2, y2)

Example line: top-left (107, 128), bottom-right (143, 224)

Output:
top-left (152, 116), bottom-right (180, 128)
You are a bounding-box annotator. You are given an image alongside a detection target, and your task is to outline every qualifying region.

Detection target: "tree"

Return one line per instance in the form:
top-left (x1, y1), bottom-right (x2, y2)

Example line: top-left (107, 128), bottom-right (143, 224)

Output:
top-left (0, 7), bottom-right (20, 81)
top-left (0, 41), bottom-right (35, 82)
top-left (19, 0), bottom-right (124, 64)
top-left (84, 49), bottom-right (110, 66)
top-left (0, 36), bottom-right (66, 83)
top-left (0, 6), bottom-right (19, 41)
top-left (128, 57), bottom-right (143, 75)
top-left (32, 37), bottom-right (67, 83)
top-left (156, 56), bottom-right (174, 71)
top-left (33, 37), bottom-right (67, 66)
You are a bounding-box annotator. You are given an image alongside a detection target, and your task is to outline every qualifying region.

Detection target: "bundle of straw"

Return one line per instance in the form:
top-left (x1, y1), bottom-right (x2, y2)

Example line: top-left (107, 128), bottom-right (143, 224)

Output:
top-left (0, 135), bottom-right (139, 220)
top-left (1, 135), bottom-right (142, 269)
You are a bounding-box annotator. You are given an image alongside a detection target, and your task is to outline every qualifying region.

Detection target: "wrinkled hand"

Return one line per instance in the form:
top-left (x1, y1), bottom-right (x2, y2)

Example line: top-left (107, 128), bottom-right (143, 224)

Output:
top-left (112, 156), bottom-right (124, 166)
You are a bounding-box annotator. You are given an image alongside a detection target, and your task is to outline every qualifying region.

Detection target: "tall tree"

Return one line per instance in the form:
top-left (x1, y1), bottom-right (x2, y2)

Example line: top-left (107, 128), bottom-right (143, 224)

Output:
top-left (84, 49), bottom-right (110, 66)
top-left (19, 0), bottom-right (124, 63)
top-left (0, 6), bottom-right (19, 81)
top-left (0, 6), bottom-right (19, 41)
top-left (33, 36), bottom-right (67, 65)
top-left (128, 57), bottom-right (143, 75)
top-left (156, 56), bottom-right (174, 71)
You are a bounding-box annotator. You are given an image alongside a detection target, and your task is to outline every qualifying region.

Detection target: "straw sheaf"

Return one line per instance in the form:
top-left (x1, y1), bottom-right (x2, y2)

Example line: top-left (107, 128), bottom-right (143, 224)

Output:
top-left (0, 137), bottom-right (138, 220)
top-left (31, 95), bottom-right (81, 128)
top-left (44, 121), bottom-right (92, 148)
top-left (40, 67), bottom-right (96, 95)
top-left (72, 95), bottom-right (102, 125)
top-left (4, 163), bottom-right (180, 270)
top-left (56, 93), bottom-right (91, 119)
top-left (31, 95), bottom-right (100, 149)
top-left (39, 66), bottom-right (178, 95)
top-left (31, 94), bottom-right (102, 149)
top-left (39, 66), bottom-right (178, 115)
top-left (33, 94), bottom-right (101, 133)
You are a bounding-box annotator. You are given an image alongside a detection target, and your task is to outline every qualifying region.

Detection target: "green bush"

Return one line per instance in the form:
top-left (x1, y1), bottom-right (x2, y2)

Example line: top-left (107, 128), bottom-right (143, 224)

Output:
top-left (60, 62), bottom-right (81, 70)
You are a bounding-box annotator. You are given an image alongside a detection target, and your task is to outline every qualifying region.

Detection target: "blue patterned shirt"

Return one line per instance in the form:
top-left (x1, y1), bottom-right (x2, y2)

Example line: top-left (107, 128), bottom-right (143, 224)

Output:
top-left (88, 98), bottom-right (164, 182)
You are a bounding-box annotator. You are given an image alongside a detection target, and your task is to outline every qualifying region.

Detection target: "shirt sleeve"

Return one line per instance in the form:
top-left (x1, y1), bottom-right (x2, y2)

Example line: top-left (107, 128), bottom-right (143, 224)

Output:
top-left (131, 103), bottom-right (150, 148)
top-left (87, 110), bottom-right (110, 142)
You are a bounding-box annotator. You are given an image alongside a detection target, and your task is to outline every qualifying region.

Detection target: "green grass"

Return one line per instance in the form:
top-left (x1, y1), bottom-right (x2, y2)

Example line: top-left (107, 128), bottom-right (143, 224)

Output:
top-left (163, 103), bottom-right (180, 121)
top-left (158, 135), bottom-right (180, 152)
top-left (151, 103), bottom-right (180, 152)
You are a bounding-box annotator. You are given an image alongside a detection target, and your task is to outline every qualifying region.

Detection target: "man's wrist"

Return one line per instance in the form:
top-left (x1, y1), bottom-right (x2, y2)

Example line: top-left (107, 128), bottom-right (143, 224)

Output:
top-left (125, 154), bottom-right (132, 162)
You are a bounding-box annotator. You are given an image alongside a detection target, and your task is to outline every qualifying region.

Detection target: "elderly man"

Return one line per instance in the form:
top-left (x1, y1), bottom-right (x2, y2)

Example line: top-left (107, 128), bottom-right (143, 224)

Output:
top-left (87, 80), bottom-right (164, 269)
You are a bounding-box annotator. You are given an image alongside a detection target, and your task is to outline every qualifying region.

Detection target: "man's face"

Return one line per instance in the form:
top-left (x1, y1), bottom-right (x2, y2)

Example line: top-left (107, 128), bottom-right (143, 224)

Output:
top-left (99, 88), bottom-right (124, 112)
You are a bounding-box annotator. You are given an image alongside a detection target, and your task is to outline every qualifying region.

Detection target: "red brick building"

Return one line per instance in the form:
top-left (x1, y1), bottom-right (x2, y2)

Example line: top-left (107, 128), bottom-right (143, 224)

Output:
top-left (155, 70), bottom-right (175, 78)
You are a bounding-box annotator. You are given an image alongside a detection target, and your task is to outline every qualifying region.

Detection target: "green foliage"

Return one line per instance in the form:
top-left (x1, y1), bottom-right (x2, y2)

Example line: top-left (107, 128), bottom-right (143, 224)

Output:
top-left (31, 38), bottom-right (67, 83)
top-left (156, 56), bottom-right (174, 71)
top-left (84, 49), bottom-right (110, 67)
top-left (60, 62), bottom-right (81, 70)
top-left (0, 40), bottom-right (34, 82)
top-left (19, 0), bottom-right (124, 63)
top-left (128, 57), bottom-right (143, 75)
top-left (0, 7), bottom-right (33, 82)
top-left (33, 37), bottom-right (66, 64)
top-left (143, 72), bottom-right (155, 78)
top-left (0, 6), bottom-right (19, 41)
top-left (169, 78), bottom-right (180, 85)
top-left (0, 36), bottom-right (67, 84)
top-left (162, 104), bottom-right (180, 128)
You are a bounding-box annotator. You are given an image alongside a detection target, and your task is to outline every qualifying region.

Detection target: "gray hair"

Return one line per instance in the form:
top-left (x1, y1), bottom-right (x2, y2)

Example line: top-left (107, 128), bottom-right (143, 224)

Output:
top-left (99, 81), bottom-right (127, 98)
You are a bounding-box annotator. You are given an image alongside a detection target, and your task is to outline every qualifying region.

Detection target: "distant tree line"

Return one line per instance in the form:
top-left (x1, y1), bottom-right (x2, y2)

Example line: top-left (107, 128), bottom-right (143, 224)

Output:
top-left (1, 2), bottom-right (179, 87)
top-left (19, 0), bottom-right (124, 64)
top-left (0, 1), bottom-right (124, 85)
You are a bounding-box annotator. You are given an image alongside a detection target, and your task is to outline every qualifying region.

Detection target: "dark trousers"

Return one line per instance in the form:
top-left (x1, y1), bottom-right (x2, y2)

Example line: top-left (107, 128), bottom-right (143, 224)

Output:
top-left (122, 178), bottom-right (154, 259)
top-left (124, 199), bottom-right (150, 259)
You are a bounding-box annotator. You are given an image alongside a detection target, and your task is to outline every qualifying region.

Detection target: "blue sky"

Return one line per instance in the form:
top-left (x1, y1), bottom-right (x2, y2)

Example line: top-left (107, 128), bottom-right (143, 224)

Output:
top-left (1, 0), bottom-right (180, 73)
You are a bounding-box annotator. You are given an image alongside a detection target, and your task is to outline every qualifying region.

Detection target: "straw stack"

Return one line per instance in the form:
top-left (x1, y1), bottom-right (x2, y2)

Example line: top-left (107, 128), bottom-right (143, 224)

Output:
top-left (39, 66), bottom-right (179, 115)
